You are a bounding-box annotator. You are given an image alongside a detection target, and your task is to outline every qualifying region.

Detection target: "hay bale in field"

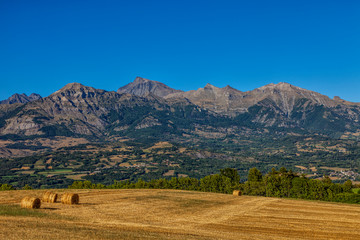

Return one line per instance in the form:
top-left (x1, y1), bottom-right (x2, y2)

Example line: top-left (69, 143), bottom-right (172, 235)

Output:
top-left (61, 193), bottom-right (79, 205)
top-left (21, 197), bottom-right (41, 209)
top-left (42, 191), bottom-right (58, 203)
top-left (233, 190), bottom-right (242, 196)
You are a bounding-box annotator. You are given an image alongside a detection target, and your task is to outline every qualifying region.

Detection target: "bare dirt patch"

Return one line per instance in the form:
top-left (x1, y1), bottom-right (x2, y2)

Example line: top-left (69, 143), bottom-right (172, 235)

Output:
top-left (310, 167), bottom-right (317, 172)
top-left (146, 141), bottom-right (173, 151)
top-left (163, 170), bottom-right (175, 176)
top-left (320, 166), bottom-right (350, 172)
top-left (295, 165), bottom-right (307, 170)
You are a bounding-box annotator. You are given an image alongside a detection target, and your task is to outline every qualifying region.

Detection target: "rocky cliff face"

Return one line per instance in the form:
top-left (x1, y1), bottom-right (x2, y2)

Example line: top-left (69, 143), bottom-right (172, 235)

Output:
top-left (0, 93), bottom-right (42, 104)
top-left (0, 82), bottom-right (193, 137)
top-left (0, 78), bottom-right (359, 139)
top-left (166, 84), bottom-right (245, 115)
top-left (167, 82), bottom-right (340, 115)
top-left (117, 77), bottom-right (183, 97)
top-left (248, 82), bottom-right (337, 114)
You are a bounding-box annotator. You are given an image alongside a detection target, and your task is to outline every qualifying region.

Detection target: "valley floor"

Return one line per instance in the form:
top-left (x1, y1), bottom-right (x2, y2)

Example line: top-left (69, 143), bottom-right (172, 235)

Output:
top-left (0, 189), bottom-right (360, 239)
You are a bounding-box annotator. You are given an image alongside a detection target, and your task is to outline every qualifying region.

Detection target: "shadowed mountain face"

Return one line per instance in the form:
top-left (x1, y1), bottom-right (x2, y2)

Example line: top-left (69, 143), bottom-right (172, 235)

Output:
top-left (0, 93), bottom-right (42, 104)
top-left (0, 82), bottom-right (201, 137)
top-left (0, 83), bottom-right (156, 136)
top-left (117, 77), bottom-right (183, 97)
top-left (0, 78), bottom-right (359, 140)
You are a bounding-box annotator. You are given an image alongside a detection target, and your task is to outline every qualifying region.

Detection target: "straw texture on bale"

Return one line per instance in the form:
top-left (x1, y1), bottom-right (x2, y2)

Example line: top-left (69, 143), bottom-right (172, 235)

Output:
top-left (42, 191), bottom-right (58, 203)
top-left (233, 190), bottom-right (242, 196)
top-left (61, 193), bottom-right (79, 205)
top-left (21, 197), bottom-right (41, 209)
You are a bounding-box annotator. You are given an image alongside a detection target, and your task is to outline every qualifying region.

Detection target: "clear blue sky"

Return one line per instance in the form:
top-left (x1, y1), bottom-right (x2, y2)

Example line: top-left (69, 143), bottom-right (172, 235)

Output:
top-left (1, 0), bottom-right (359, 101)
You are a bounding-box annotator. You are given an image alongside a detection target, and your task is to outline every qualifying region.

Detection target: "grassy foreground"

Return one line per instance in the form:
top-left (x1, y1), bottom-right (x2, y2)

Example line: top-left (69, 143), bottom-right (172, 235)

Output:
top-left (0, 189), bottom-right (360, 240)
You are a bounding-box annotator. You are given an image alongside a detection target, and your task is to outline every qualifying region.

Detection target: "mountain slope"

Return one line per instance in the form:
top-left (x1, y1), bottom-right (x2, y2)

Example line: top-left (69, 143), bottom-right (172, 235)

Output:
top-left (117, 77), bottom-right (183, 97)
top-left (0, 93), bottom-right (41, 104)
top-left (0, 79), bottom-right (359, 140)
top-left (164, 82), bottom-right (360, 134)
top-left (0, 83), bottom-right (156, 136)
top-left (167, 82), bottom-right (338, 115)
top-left (0, 82), bottom-right (210, 138)
top-left (166, 84), bottom-right (245, 115)
top-left (247, 82), bottom-right (336, 114)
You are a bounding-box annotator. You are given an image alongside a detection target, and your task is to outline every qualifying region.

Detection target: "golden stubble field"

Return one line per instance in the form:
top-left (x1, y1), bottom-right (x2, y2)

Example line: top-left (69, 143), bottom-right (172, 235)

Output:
top-left (0, 189), bottom-right (360, 240)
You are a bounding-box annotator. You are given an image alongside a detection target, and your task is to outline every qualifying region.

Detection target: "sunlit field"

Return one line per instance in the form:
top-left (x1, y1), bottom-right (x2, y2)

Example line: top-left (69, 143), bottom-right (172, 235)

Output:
top-left (0, 189), bottom-right (360, 239)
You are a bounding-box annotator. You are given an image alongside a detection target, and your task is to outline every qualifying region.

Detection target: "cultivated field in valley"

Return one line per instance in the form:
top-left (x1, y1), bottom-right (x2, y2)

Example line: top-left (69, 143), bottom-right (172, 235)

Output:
top-left (0, 189), bottom-right (359, 239)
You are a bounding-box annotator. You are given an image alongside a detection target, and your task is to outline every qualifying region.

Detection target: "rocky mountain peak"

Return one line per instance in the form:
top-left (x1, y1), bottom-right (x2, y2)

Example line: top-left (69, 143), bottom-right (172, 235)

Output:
top-left (49, 83), bottom-right (107, 104)
top-left (133, 76), bottom-right (150, 83)
top-left (250, 82), bottom-right (338, 115)
top-left (166, 81), bottom-right (342, 115)
top-left (258, 82), bottom-right (295, 91)
top-left (29, 93), bottom-right (41, 99)
top-left (0, 77), bottom-right (359, 139)
top-left (60, 82), bottom-right (87, 91)
top-left (201, 83), bottom-right (242, 95)
top-left (204, 83), bottom-right (217, 89)
top-left (165, 82), bottom-right (247, 114)
top-left (117, 77), bottom-right (182, 97)
top-left (0, 93), bottom-right (42, 104)
top-left (52, 82), bottom-right (101, 95)
top-left (222, 85), bottom-right (243, 93)
top-left (275, 82), bottom-right (295, 90)
top-left (276, 82), bottom-right (292, 86)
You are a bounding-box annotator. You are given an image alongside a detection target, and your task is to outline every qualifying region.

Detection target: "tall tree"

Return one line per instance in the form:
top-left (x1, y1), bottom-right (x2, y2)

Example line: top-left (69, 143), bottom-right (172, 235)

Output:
top-left (220, 168), bottom-right (240, 184)
top-left (248, 167), bottom-right (263, 182)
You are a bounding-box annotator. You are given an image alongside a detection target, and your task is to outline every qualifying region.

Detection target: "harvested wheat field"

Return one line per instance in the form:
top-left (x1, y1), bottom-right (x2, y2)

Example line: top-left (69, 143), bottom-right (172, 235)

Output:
top-left (0, 189), bottom-right (360, 240)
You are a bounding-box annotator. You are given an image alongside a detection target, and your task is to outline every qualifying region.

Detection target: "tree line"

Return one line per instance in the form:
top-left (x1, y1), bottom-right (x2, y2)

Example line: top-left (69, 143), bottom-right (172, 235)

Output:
top-left (67, 167), bottom-right (360, 204)
top-left (1, 167), bottom-right (359, 204)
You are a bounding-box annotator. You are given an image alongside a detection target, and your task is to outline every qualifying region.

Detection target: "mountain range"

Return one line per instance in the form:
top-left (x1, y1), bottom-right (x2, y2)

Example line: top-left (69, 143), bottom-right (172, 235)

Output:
top-left (0, 77), bottom-right (359, 142)
top-left (0, 93), bottom-right (41, 105)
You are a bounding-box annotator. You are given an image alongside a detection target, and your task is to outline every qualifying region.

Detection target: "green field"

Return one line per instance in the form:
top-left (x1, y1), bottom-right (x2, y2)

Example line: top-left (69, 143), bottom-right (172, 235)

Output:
top-left (38, 169), bottom-right (73, 176)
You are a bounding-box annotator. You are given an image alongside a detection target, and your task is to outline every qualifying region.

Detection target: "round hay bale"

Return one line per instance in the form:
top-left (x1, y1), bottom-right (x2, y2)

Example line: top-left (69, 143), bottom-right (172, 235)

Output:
top-left (233, 190), bottom-right (242, 196)
top-left (21, 197), bottom-right (41, 209)
top-left (61, 193), bottom-right (79, 205)
top-left (42, 191), bottom-right (58, 203)
top-left (42, 191), bottom-right (51, 202)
